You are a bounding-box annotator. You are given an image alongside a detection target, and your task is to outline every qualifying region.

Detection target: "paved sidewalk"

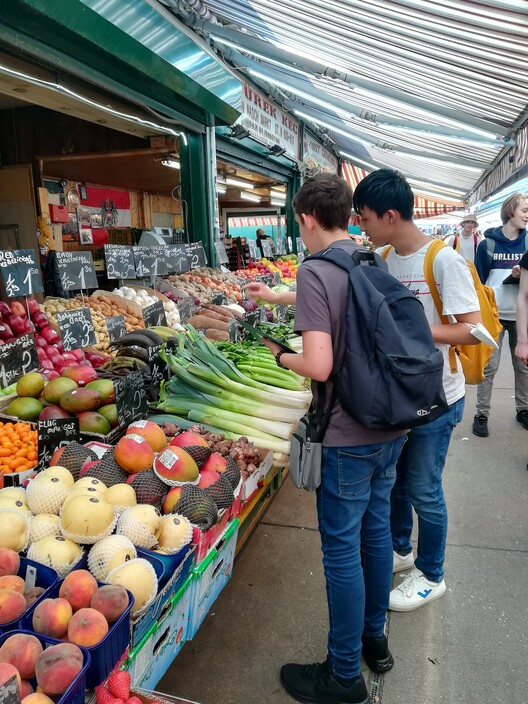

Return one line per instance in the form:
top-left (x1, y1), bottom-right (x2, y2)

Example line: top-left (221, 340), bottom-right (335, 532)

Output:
top-left (160, 355), bottom-right (528, 704)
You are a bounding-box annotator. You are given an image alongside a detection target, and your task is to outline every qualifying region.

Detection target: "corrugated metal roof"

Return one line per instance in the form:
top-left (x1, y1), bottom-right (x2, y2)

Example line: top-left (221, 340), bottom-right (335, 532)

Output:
top-left (180, 0), bottom-right (528, 198)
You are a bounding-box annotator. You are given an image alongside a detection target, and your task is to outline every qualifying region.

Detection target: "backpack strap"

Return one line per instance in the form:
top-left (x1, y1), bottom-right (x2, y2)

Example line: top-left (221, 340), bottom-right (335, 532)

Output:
top-left (380, 245), bottom-right (392, 260)
top-left (423, 240), bottom-right (459, 374)
top-left (452, 235), bottom-right (460, 252)
top-left (486, 237), bottom-right (495, 262)
top-left (307, 247), bottom-right (387, 272)
top-left (474, 233), bottom-right (478, 252)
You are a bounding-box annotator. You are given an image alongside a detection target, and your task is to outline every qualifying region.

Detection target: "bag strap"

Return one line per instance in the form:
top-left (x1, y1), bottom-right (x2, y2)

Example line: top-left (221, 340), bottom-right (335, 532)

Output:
top-left (486, 237), bottom-right (495, 262)
top-left (380, 245), bottom-right (392, 260)
top-left (452, 235), bottom-right (459, 252)
top-left (423, 240), bottom-right (459, 374)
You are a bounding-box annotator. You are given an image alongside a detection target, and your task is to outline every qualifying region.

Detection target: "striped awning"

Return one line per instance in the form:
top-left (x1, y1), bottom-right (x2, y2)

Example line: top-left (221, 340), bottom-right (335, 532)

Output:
top-left (342, 161), bottom-right (463, 218)
top-left (228, 215), bottom-right (286, 227)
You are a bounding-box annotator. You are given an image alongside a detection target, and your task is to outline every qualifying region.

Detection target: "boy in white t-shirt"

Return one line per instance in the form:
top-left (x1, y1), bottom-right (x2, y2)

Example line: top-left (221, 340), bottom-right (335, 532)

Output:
top-left (353, 169), bottom-right (481, 612)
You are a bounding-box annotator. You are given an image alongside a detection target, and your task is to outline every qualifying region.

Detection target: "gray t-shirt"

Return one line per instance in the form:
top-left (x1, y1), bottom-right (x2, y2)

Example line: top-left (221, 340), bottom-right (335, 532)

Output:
top-left (294, 239), bottom-right (406, 447)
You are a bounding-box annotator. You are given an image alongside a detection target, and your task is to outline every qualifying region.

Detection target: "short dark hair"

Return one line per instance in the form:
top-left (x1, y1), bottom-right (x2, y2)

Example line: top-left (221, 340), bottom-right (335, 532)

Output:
top-left (352, 169), bottom-right (414, 221)
top-left (292, 174), bottom-right (352, 231)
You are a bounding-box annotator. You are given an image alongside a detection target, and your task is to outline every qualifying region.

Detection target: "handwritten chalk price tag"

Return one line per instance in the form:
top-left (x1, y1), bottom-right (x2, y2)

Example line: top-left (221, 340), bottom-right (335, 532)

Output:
top-left (106, 316), bottom-right (127, 344)
top-left (0, 249), bottom-right (43, 297)
top-left (56, 308), bottom-right (96, 351)
top-left (55, 251), bottom-right (98, 290)
top-left (38, 417), bottom-right (79, 470)
top-left (0, 334), bottom-right (39, 389)
top-left (185, 242), bottom-right (207, 269)
top-left (177, 297), bottom-right (196, 323)
top-left (114, 371), bottom-right (147, 427)
top-left (142, 300), bottom-right (167, 328)
top-left (104, 245), bottom-right (137, 279)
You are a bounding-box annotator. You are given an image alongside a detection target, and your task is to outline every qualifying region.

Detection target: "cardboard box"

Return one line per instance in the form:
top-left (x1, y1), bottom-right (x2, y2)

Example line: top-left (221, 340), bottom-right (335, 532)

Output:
top-left (188, 518), bottom-right (239, 639)
top-left (240, 449), bottom-right (272, 501)
top-left (125, 576), bottom-right (193, 689)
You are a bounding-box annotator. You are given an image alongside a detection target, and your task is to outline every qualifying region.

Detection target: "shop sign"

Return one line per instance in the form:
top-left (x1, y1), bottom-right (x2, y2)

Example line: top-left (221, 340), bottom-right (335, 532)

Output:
top-left (104, 245), bottom-right (137, 279)
top-left (142, 300), bottom-right (167, 328)
top-left (165, 245), bottom-right (190, 274)
top-left (56, 308), bottom-right (96, 351)
top-left (114, 370), bottom-right (147, 427)
top-left (0, 334), bottom-right (39, 388)
top-left (185, 242), bottom-right (207, 269)
top-left (0, 249), bottom-right (43, 297)
top-left (38, 417), bottom-right (79, 470)
top-left (106, 315), bottom-right (127, 344)
top-left (302, 130), bottom-right (339, 174)
top-left (55, 251), bottom-right (98, 290)
top-left (238, 83), bottom-right (300, 160)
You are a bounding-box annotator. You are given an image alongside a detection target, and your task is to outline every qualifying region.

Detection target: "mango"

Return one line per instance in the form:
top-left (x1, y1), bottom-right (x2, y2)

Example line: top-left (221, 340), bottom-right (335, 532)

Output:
top-left (127, 420), bottom-right (167, 452)
top-left (115, 435), bottom-right (154, 474)
top-left (98, 403), bottom-right (118, 428)
top-left (154, 447), bottom-right (199, 485)
top-left (60, 388), bottom-right (101, 413)
top-left (5, 397), bottom-right (42, 421)
top-left (77, 411), bottom-right (111, 435)
top-left (38, 405), bottom-right (71, 421)
top-left (43, 377), bottom-right (77, 405)
top-left (62, 366), bottom-right (97, 387)
top-left (16, 372), bottom-right (46, 399)
top-left (85, 379), bottom-right (115, 405)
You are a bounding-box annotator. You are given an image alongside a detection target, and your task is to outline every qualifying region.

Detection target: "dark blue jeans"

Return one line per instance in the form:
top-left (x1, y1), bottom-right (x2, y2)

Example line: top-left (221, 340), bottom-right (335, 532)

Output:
top-left (391, 397), bottom-right (465, 583)
top-left (317, 436), bottom-right (405, 680)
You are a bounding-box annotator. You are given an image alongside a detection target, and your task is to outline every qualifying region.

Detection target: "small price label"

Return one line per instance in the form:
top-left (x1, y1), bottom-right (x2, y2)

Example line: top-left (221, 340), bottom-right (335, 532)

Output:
top-left (273, 272), bottom-right (281, 285)
top-left (0, 334), bottom-right (39, 389)
top-left (211, 292), bottom-right (228, 305)
top-left (142, 300), bottom-right (167, 328)
top-left (104, 245), bottom-right (137, 279)
top-left (38, 417), bottom-right (79, 470)
top-left (261, 240), bottom-right (273, 258)
top-left (243, 310), bottom-right (258, 327)
top-left (296, 237), bottom-right (305, 253)
top-left (0, 249), bottom-right (43, 297)
top-left (185, 242), bottom-right (207, 269)
top-left (106, 315), bottom-right (127, 344)
top-left (177, 297), bottom-right (196, 324)
top-left (228, 318), bottom-right (240, 343)
top-left (247, 240), bottom-right (258, 259)
top-left (275, 239), bottom-right (284, 255)
top-left (56, 308), bottom-right (96, 351)
top-left (214, 241), bottom-right (229, 265)
top-left (275, 304), bottom-right (288, 322)
top-left (148, 345), bottom-right (171, 396)
top-left (56, 251), bottom-right (98, 290)
top-left (259, 307), bottom-right (267, 323)
top-left (298, 251), bottom-right (305, 264)
top-left (114, 370), bottom-right (147, 427)
top-left (256, 274), bottom-right (273, 287)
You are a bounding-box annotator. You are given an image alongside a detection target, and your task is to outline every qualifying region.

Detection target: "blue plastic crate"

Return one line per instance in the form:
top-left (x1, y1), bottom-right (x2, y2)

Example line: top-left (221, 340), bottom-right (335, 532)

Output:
top-left (0, 558), bottom-right (57, 635)
top-left (19, 579), bottom-right (134, 689)
top-left (0, 629), bottom-right (90, 704)
top-left (137, 543), bottom-right (193, 590)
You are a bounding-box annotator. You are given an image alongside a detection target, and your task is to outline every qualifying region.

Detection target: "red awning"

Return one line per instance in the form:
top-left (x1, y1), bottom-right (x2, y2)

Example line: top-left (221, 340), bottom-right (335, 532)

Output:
top-left (341, 161), bottom-right (463, 219)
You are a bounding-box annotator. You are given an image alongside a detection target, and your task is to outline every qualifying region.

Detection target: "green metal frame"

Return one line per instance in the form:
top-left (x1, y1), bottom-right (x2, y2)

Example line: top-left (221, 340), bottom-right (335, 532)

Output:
top-left (0, 0), bottom-right (241, 127)
top-left (180, 132), bottom-right (212, 262)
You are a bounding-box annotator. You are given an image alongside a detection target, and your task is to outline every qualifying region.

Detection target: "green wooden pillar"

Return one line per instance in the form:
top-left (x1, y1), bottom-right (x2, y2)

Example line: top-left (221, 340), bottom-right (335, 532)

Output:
top-left (179, 131), bottom-right (212, 264)
top-left (287, 171), bottom-right (301, 254)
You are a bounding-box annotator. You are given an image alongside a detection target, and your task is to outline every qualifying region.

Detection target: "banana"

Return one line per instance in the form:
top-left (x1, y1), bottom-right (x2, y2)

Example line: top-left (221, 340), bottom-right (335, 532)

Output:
top-left (147, 326), bottom-right (179, 341)
top-left (111, 331), bottom-right (158, 348)
top-left (141, 329), bottom-right (165, 345)
top-left (116, 345), bottom-right (150, 363)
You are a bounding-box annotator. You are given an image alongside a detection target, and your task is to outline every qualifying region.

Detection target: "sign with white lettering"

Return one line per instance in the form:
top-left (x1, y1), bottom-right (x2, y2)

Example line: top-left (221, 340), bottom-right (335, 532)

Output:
top-left (0, 249), bottom-right (43, 297)
top-left (56, 308), bottom-right (96, 351)
top-left (38, 417), bottom-right (79, 470)
top-left (0, 334), bottom-right (38, 389)
top-left (55, 251), bottom-right (98, 290)
top-left (238, 82), bottom-right (300, 160)
top-left (302, 129), bottom-right (339, 175)
top-left (104, 245), bottom-right (137, 279)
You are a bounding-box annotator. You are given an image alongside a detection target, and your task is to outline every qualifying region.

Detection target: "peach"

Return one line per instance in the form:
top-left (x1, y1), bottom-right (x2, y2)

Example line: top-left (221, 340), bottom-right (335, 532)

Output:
top-left (22, 695), bottom-right (54, 704)
top-left (24, 586), bottom-right (45, 607)
top-left (0, 633), bottom-right (43, 679)
top-left (0, 575), bottom-right (25, 593)
top-left (32, 597), bottom-right (72, 638)
top-left (58, 570), bottom-right (98, 612)
top-left (0, 588), bottom-right (27, 624)
top-left (35, 643), bottom-right (83, 695)
top-left (0, 547), bottom-right (20, 577)
top-left (67, 607), bottom-right (108, 647)
top-left (0, 661), bottom-right (21, 690)
top-left (90, 585), bottom-right (129, 623)
top-left (20, 680), bottom-right (34, 697)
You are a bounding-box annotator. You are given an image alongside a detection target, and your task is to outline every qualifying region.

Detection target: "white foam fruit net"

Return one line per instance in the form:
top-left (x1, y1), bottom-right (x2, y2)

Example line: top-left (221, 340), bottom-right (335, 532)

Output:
top-left (106, 557), bottom-right (158, 618)
top-left (26, 477), bottom-right (70, 515)
top-left (116, 507), bottom-right (161, 549)
top-left (0, 508), bottom-right (30, 552)
top-left (156, 514), bottom-right (193, 554)
top-left (28, 514), bottom-right (62, 545)
top-left (27, 536), bottom-right (84, 579)
top-left (88, 534), bottom-right (137, 581)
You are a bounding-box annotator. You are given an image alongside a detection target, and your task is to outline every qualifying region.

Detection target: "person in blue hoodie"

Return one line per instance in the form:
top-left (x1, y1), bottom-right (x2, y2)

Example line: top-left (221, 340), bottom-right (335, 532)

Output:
top-left (473, 192), bottom-right (528, 437)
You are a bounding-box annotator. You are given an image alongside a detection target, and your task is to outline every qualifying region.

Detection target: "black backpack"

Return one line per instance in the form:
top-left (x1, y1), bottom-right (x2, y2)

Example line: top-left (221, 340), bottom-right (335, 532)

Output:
top-left (306, 248), bottom-right (448, 430)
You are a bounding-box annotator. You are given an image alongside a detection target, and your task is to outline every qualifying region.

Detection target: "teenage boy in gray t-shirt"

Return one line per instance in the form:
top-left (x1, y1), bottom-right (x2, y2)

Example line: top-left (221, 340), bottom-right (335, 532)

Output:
top-left (260, 174), bottom-right (406, 704)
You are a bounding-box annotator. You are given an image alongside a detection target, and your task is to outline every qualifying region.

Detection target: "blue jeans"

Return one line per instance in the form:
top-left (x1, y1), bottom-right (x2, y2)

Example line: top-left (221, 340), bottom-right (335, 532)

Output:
top-left (391, 397), bottom-right (465, 583)
top-left (317, 436), bottom-right (405, 681)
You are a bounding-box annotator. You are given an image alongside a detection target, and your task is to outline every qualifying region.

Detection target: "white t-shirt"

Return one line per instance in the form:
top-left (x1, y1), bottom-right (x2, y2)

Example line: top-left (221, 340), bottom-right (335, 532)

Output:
top-left (445, 234), bottom-right (482, 264)
top-left (379, 241), bottom-right (480, 405)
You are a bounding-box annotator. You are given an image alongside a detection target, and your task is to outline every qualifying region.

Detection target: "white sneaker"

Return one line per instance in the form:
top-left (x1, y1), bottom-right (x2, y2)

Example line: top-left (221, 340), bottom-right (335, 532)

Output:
top-left (389, 568), bottom-right (446, 612)
top-left (393, 550), bottom-right (414, 573)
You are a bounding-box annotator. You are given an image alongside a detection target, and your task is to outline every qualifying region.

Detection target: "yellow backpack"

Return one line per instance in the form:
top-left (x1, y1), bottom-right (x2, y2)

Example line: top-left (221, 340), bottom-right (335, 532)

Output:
top-left (382, 241), bottom-right (502, 385)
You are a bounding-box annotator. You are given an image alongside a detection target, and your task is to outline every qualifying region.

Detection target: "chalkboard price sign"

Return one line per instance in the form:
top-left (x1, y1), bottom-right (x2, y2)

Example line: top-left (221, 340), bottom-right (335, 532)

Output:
top-left (133, 247), bottom-right (169, 278)
top-left (273, 272), bottom-right (282, 285)
top-left (56, 308), bottom-right (96, 351)
top-left (214, 241), bottom-right (229, 265)
top-left (148, 344), bottom-right (171, 395)
top-left (177, 297), bottom-right (196, 324)
top-left (142, 300), bottom-right (167, 328)
top-left (165, 245), bottom-right (190, 274)
top-left (247, 240), bottom-right (258, 259)
top-left (275, 304), bottom-right (289, 323)
top-left (297, 251), bottom-right (305, 264)
top-left (211, 292), bottom-right (228, 305)
top-left (0, 333), bottom-right (39, 389)
top-left (55, 251), bottom-right (98, 291)
top-left (38, 417), bottom-right (80, 471)
top-left (296, 237), bottom-right (305, 254)
top-left (275, 239), bottom-right (284, 256)
top-left (256, 274), bottom-right (273, 287)
top-left (106, 315), bottom-right (127, 344)
top-left (185, 242), bottom-right (207, 269)
top-left (243, 310), bottom-right (259, 327)
top-left (261, 240), bottom-right (273, 259)
top-left (228, 318), bottom-right (240, 343)
top-left (0, 249), bottom-right (44, 297)
top-left (104, 245), bottom-right (137, 279)
top-left (114, 370), bottom-right (147, 427)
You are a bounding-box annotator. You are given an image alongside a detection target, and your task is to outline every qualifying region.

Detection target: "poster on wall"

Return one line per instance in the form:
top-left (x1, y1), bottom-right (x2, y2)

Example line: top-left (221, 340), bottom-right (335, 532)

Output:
top-left (302, 129), bottom-right (339, 175)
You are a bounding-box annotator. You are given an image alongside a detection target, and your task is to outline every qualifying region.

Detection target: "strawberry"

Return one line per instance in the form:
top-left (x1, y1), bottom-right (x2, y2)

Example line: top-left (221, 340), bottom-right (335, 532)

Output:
top-left (107, 670), bottom-right (131, 700)
top-left (127, 698), bottom-right (143, 704)
top-left (96, 687), bottom-right (115, 704)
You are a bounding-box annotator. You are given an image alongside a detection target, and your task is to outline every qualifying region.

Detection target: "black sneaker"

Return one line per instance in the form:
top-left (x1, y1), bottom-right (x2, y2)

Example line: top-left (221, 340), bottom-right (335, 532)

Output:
top-left (516, 410), bottom-right (528, 430)
top-left (280, 660), bottom-right (370, 704)
top-left (361, 634), bottom-right (394, 674)
top-left (472, 414), bottom-right (489, 437)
